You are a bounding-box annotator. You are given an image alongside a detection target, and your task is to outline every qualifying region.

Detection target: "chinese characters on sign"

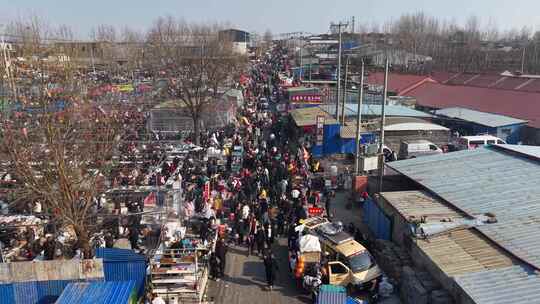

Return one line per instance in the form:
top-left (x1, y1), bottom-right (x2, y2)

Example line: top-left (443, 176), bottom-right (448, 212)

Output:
top-left (291, 94), bottom-right (322, 103)
top-left (316, 115), bottom-right (325, 146)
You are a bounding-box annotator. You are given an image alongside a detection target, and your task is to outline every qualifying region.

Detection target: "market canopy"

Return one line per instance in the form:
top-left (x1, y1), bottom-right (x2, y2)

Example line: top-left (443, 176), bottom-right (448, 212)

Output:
top-left (299, 234), bottom-right (321, 253)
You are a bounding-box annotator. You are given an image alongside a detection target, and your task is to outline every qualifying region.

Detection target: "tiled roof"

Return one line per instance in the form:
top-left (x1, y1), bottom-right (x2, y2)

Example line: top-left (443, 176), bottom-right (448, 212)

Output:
top-left (406, 82), bottom-right (540, 128)
top-left (367, 72), bottom-right (431, 94)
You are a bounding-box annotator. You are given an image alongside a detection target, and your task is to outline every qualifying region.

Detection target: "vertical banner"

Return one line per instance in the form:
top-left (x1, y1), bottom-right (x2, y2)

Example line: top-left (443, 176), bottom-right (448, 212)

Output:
top-left (316, 115), bottom-right (325, 146)
top-left (203, 181), bottom-right (211, 202)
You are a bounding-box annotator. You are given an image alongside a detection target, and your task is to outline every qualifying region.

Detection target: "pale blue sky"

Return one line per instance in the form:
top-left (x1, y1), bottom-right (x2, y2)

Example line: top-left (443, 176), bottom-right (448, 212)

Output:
top-left (0, 0), bottom-right (538, 37)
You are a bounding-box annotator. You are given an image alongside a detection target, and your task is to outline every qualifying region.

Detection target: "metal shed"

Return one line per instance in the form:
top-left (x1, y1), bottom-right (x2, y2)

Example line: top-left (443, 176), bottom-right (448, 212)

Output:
top-left (434, 107), bottom-right (528, 144)
top-left (0, 259), bottom-right (104, 304)
top-left (95, 248), bottom-right (147, 298)
top-left (56, 280), bottom-right (136, 304)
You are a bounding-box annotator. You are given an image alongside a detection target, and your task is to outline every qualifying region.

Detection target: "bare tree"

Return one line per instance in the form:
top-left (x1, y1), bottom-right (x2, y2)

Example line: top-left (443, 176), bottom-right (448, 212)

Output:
top-left (145, 19), bottom-right (245, 144)
top-left (1, 20), bottom-right (121, 258)
top-left (2, 98), bottom-right (120, 258)
top-left (90, 24), bottom-right (117, 42)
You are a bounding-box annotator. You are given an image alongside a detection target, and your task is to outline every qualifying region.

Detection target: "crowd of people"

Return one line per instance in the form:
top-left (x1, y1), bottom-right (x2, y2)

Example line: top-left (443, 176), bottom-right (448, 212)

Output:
top-left (162, 45), bottom-right (334, 293)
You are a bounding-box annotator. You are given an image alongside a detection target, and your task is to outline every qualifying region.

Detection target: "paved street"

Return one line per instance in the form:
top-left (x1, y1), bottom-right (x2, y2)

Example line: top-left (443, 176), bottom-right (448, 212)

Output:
top-left (207, 238), bottom-right (310, 304)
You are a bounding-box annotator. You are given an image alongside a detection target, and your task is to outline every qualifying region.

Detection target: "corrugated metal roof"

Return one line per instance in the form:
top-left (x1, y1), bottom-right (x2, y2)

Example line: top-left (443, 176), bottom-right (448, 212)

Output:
top-left (455, 265), bottom-right (540, 304)
top-left (416, 228), bottom-right (517, 277)
top-left (317, 285), bottom-right (347, 304)
top-left (477, 217), bottom-right (540, 273)
top-left (56, 280), bottom-right (135, 304)
top-left (95, 248), bottom-right (146, 262)
top-left (380, 190), bottom-right (466, 222)
top-left (435, 107), bottom-right (527, 128)
top-left (289, 106), bottom-right (338, 127)
top-left (388, 145), bottom-right (540, 269)
top-left (497, 144), bottom-right (540, 158)
top-left (320, 104), bottom-right (433, 118)
top-left (0, 279), bottom-right (104, 304)
top-left (0, 259), bottom-right (104, 283)
top-left (95, 248), bottom-right (147, 297)
top-left (384, 122), bottom-right (449, 131)
top-left (340, 118), bottom-right (448, 139)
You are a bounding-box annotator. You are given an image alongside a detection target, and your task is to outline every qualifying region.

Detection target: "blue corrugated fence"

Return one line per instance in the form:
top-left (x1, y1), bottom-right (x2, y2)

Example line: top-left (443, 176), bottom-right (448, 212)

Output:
top-left (95, 248), bottom-right (147, 298)
top-left (363, 198), bottom-right (391, 240)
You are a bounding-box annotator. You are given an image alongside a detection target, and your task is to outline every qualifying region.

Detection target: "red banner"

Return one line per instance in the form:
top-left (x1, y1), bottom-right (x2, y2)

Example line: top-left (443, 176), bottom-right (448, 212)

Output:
top-left (308, 207), bottom-right (324, 216)
top-left (203, 181), bottom-right (211, 201)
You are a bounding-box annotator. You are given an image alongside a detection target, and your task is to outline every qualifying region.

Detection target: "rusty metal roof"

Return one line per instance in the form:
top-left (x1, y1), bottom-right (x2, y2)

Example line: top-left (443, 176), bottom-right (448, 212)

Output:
top-left (415, 228), bottom-right (517, 277)
top-left (388, 145), bottom-right (540, 270)
top-left (289, 106), bottom-right (338, 127)
top-left (380, 190), bottom-right (466, 223)
top-left (477, 217), bottom-right (540, 273)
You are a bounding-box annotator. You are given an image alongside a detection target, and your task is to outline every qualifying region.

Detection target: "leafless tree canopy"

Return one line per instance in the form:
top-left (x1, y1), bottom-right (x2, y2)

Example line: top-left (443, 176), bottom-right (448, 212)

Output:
top-left (144, 17), bottom-right (246, 143)
top-left (355, 12), bottom-right (540, 73)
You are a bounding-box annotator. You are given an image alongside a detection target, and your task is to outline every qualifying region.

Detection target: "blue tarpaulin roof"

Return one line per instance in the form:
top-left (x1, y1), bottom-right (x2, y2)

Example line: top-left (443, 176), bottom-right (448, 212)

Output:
top-left (56, 281), bottom-right (135, 304)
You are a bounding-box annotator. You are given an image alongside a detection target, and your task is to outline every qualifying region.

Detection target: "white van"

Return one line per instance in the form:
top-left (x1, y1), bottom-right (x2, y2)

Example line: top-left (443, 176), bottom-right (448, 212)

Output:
top-left (398, 140), bottom-right (443, 160)
top-left (457, 135), bottom-right (506, 150)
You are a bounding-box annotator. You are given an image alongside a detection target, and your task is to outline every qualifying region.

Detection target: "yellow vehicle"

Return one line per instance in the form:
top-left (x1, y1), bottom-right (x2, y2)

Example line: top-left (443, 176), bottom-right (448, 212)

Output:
top-left (301, 217), bottom-right (382, 289)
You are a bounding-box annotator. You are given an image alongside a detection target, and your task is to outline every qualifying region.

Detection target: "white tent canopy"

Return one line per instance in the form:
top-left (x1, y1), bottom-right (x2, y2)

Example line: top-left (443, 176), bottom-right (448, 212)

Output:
top-left (299, 234), bottom-right (321, 253)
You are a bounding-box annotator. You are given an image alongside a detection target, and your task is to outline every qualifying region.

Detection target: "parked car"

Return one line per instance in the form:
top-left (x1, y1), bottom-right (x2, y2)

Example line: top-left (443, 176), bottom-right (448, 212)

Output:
top-left (295, 217), bottom-right (382, 291)
top-left (398, 140), bottom-right (443, 159)
top-left (457, 135), bottom-right (506, 150)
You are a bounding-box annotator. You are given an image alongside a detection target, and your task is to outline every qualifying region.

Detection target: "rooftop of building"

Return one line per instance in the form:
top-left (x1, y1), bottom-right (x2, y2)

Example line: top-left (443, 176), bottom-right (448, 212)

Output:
top-left (435, 107), bottom-right (528, 128)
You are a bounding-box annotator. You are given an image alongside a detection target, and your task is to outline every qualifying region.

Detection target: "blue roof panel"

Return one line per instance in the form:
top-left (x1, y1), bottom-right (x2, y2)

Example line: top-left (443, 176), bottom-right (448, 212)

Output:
top-left (95, 248), bottom-right (146, 262)
top-left (56, 281), bottom-right (135, 304)
top-left (435, 107), bottom-right (528, 128)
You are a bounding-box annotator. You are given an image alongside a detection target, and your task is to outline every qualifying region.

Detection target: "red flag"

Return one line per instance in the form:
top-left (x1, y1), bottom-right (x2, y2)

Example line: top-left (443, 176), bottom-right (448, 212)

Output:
top-left (144, 192), bottom-right (156, 206)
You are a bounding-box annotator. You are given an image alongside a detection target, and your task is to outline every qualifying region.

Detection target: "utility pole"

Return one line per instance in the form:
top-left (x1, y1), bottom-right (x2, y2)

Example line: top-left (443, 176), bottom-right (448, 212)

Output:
top-left (521, 45), bottom-right (526, 74)
top-left (340, 55), bottom-right (349, 124)
top-left (354, 60), bottom-right (365, 175)
top-left (332, 22), bottom-right (348, 119)
top-left (378, 58), bottom-right (389, 193)
top-left (351, 16), bottom-right (355, 34)
top-left (300, 43), bottom-right (303, 80)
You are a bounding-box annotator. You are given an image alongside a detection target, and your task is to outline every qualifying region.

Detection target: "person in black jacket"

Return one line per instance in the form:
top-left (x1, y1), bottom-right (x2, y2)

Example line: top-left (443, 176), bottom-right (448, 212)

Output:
top-left (215, 238), bottom-right (227, 278)
top-left (128, 225), bottom-right (140, 250)
top-left (263, 252), bottom-right (278, 290)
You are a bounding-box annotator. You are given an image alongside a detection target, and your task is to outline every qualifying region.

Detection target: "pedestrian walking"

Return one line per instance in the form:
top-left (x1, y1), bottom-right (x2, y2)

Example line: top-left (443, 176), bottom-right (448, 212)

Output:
top-left (128, 225), bottom-right (140, 250)
top-left (325, 191), bottom-right (334, 218)
top-left (215, 238), bottom-right (227, 278)
top-left (209, 253), bottom-right (220, 281)
top-left (255, 225), bottom-right (266, 256)
top-left (263, 252), bottom-right (278, 290)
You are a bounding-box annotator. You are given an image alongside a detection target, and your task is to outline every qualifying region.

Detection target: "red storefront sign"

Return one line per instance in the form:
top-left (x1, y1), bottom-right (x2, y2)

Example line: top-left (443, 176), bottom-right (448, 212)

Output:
top-left (290, 94), bottom-right (322, 103)
top-left (308, 207), bottom-right (324, 216)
